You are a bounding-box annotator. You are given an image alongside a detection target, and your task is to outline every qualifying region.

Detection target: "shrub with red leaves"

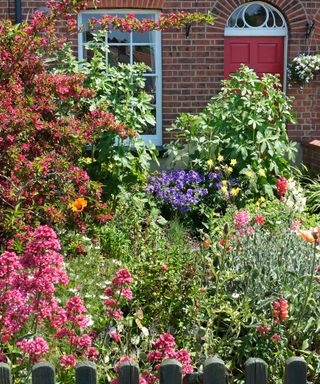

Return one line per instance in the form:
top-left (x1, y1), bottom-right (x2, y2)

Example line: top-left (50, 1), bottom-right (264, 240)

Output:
top-left (0, 11), bottom-right (135, 241)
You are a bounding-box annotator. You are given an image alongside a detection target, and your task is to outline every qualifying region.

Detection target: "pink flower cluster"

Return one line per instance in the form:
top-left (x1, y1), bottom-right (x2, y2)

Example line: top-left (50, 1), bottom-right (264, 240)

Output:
top-left (104, 269), bottom-right (134, 343)
top-left (0, 226), bottom-right (97, 366)
top-left (147, 333), bottom-right (193, 377)
top-left (112, 335), bottom-right (193, 384)
top-left (17, 336), bottom-right (49, 362)
top-left (88, 11), bottom-right (213, 34)
top-left (104, 269), bottom-right (133, 319)
top-left (257, 325), bottom-right (281, 343)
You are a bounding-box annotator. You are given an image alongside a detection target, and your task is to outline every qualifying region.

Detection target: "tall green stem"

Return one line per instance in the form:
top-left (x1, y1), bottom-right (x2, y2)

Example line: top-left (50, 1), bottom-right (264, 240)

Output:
top-left (292, 241), bottom-right (317, 335)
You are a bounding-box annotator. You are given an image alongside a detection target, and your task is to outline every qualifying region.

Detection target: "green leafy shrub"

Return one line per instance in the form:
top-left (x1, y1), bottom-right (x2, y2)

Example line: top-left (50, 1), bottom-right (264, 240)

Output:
top-left (52, 39), bottom-right (158, 199)
top-left (167, 65), bottom-right (297, 199)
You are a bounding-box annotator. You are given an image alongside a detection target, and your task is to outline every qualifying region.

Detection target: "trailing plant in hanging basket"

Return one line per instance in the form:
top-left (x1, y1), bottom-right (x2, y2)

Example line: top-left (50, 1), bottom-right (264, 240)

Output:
top-left (288, 53), bottom-right (320, 88)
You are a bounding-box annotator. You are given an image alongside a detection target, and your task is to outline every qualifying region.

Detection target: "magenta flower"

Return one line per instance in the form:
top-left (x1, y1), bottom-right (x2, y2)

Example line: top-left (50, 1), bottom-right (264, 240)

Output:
top-left (111, 331), bottom-right (121, 343)
top-left (17, 336), bottom-right (49, 362)
top-left (112, 269), bottom-right (133, 285)
top-left (60, 354), bottom-right (77, 369)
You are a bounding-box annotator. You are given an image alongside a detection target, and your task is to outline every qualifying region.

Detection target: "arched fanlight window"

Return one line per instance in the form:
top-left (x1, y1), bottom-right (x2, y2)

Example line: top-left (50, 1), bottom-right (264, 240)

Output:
top-left (225, 2), bottom-right (287, 36)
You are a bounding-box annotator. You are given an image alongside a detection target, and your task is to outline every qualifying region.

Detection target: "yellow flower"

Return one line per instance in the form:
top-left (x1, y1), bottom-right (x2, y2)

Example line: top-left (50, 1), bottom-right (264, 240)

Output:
top-left (258, 169), bottom-right (266, 177)
top-left (221, 180), bottom-right (228, 186)
top-left (221, 186), bottom-right (228, 194)
top-left (217, 155), bottom-right (224, 162)
top-left (69, 198), bottom-right (88, 213)
top-left (256, 197), bottom-right (266, 206)
top-left (231, 188), bottom-right (240, 196)
top-left (230, 159), bottom-right (237, 166)
top-left (207, 159), bottom-right (214, 168)
top-left (246, 171), bottom-right (253, 178)
top-left (227, 167), bottom-right (233, 173)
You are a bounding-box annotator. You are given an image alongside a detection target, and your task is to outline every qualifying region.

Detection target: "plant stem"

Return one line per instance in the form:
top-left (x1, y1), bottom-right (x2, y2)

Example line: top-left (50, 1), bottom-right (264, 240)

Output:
top-left (291, 241), bottom-right (317, 335)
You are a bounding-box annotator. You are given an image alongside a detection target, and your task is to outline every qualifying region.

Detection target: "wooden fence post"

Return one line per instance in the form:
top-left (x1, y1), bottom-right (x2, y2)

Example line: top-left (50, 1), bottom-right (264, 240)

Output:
top-left (203, 357), bottom-right (226, 384)
top-left (245, 358), bottom-right (267, 384)
top-left (160, 359), bottom-right (182, 384)
top-left (76, 361), bottom-right (97, 384)
top-left (119, 361), bottom-right (139, 384)
top-left (0, 363), bottom-right (11, 384)
top-left (284, 357), bottom-right (307, 384)
top-left (32, 362), bottom-right (55, 384)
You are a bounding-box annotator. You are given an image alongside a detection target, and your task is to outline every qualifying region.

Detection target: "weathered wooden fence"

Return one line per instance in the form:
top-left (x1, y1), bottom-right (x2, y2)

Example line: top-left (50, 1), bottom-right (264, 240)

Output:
top-left (0, 357), bottom-right (308, 384)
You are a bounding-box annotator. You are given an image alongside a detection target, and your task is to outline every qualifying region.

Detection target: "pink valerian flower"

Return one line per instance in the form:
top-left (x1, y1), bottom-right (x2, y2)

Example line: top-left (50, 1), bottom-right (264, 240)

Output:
top-left (65, 296), bottom-right (89, 327)
top-left (153, 333), bottom-right (176, 349)
top-left (140, 371), bottom-right (157, 384)
top-left (114, 356), bottom-right (135, 373)
top-left (119, 287), bottom-right (133, 300)
top-left (111, 331), bottom-right (121, 343)
top-left (105, 287), bottom-right (115, 297)
top-left (112, 269), bottom-right (133, 285)
top-left (147, 334), bottom-right (193, 376)
top-left (60, 354), bottom-right (77, 369)
top-left (104, 269), bottom-right (134, 319)
top-left (75, 334), bottom-right (92, 349)
top-left (271, 333), bottom-right (281, 343)
top-left (291, 220), bottom-right (301, 231)
top-left (234, 210), bottom-right (250, 229)
top-left (0, 352), bottom-right (7, 363)
top-left (17, 336), bottom-right (49, 362)
top-left (257, 325), bottom-right (271, 336)
top-left (108, 309), bottom-right (123, 320)
top-left (86, 347), bottom-right (99, 361)
top-left (105, 299), bottom-right (117, 306)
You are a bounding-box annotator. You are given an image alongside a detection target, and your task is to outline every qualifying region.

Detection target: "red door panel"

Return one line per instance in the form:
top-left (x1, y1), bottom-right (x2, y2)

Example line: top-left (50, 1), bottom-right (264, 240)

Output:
top-left (224, 37), bottom-right (284, 84)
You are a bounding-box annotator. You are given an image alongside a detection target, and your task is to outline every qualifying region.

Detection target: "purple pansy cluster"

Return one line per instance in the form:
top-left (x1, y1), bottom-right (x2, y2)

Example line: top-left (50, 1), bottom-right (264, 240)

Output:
top-left (145, 170), bottom-right (208, 212)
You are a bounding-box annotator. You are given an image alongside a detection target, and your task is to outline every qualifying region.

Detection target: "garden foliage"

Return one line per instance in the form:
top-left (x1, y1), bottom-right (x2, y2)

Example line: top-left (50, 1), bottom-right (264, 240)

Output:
top-left (0, 2), bottom-right (319, 384)
top-left (167, 65), bottom-right (297, 199)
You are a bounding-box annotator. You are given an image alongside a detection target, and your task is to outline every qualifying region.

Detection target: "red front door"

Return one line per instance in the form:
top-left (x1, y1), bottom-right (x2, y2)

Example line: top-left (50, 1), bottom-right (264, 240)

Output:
top-left (224, 36), bottom-right (284, 84)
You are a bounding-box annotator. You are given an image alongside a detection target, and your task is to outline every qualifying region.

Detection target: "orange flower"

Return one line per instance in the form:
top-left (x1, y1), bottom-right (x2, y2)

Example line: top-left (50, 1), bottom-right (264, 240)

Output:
top-left (69, 198), bottom-right (88, 213)
top-left (297, 229), bottom-right (317, 243)
top-left (202, 239), bottom-right (211, 249)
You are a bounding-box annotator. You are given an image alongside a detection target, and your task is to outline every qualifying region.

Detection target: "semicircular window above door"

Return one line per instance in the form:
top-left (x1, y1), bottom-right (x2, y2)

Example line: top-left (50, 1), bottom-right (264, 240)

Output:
top-left (224, 2), bottom-right (288, 86)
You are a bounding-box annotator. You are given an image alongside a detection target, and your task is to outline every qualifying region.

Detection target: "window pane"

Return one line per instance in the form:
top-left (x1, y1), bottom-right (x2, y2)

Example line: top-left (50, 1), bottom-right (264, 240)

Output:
top-left (108, 46), bottom-right (130, 66)
top-left (244, 5), bottom-right (267, 27)
top-left (144, 76), bottom-right (156, 103)
top-left (132, 31), bottom-right (155, 44)
top-left (133, 46), bottom-right (155, 72)
top-left (108, 30), bottom-right (130, 44)
top-left (132, 13), bottom-right (155, 44)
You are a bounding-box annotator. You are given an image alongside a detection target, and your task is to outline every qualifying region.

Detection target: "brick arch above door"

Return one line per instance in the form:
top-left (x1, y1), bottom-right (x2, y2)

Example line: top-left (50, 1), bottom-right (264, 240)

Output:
top-left (87, 0), bottom-right (165, 9)
top-left (211, 0), bottom-right (308, 34)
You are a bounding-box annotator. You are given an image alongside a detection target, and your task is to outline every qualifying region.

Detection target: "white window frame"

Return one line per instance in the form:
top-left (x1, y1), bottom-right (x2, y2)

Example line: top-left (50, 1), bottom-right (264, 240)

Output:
top-left (78, 10), bottom-right (163, 146)
top-left (224, 1), bottom-right (288, 90)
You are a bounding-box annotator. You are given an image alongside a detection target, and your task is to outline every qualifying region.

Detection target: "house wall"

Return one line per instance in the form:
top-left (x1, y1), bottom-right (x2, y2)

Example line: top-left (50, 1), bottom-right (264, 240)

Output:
top-left (1, 0), bottom-right (320, 168)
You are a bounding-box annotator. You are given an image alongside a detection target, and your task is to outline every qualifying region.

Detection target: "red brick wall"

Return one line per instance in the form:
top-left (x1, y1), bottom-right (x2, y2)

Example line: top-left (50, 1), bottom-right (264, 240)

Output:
top-left (0, 0), bottom-right (14, 20)
top-left (1, 0), bottom-right (320, 166)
